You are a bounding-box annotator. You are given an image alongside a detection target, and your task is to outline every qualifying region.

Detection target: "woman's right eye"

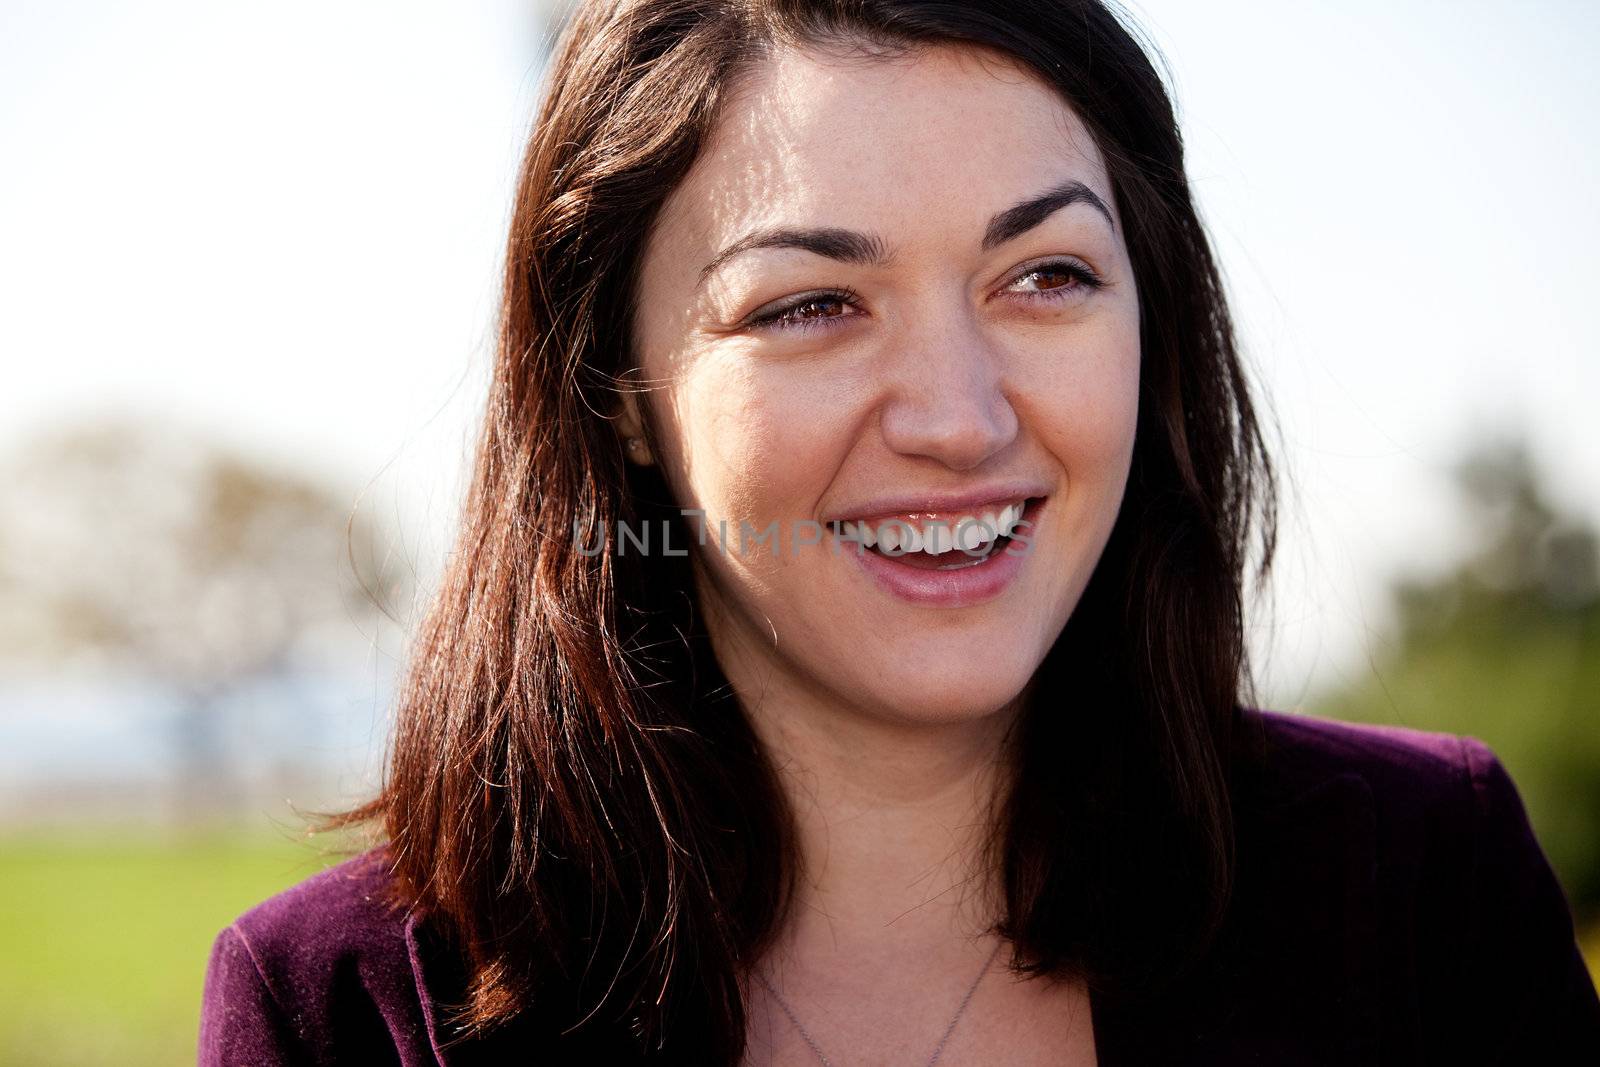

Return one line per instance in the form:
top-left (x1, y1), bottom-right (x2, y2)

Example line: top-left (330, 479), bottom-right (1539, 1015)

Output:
top-left (745, 288), bottom-right (862, 332)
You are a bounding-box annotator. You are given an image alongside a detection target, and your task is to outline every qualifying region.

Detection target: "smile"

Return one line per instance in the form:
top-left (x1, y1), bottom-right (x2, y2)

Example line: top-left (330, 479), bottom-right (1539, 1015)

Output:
top-left (832, 498), bottom-right (1028, 562)
top-left (830, 497), bottom-right (1048, 608)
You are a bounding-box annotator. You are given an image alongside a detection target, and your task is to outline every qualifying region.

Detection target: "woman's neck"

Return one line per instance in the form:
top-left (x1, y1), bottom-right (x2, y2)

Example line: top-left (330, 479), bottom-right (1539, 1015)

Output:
top-left (740, 678), bottom-right (1019, 968)
top-left (695, 571), bottom-right (1024, 969)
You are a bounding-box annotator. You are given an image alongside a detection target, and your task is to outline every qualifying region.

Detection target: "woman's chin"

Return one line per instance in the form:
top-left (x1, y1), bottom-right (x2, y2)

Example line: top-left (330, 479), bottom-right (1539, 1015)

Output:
top-left (846, 663), bottom-right (1037, 728)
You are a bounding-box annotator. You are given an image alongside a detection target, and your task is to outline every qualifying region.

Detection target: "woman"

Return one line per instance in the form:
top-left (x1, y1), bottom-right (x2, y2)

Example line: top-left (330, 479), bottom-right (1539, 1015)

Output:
top-left (199, 1), bottom-right (1600, 1063)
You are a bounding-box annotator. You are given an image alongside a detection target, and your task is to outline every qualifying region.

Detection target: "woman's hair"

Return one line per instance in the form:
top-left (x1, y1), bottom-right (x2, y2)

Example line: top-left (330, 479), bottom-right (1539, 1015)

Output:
top-left (314, 0), bottom-right (1279, 1058)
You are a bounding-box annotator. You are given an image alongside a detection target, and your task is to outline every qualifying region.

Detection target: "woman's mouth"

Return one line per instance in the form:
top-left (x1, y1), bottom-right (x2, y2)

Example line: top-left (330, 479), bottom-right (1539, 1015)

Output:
top-left (827, 496), bottom-right (1046, 609)
top-left (829, 497), bottom-right (1043, 571)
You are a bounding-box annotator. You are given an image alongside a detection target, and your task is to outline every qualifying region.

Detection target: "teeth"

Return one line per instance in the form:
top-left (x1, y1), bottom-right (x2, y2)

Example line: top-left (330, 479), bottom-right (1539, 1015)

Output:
top-left (956, 518), bottom-right (997, 551)
top-left (838, 498), bottom-right (1030, 554)
top-left (839, 520), bottom-right (878, 547)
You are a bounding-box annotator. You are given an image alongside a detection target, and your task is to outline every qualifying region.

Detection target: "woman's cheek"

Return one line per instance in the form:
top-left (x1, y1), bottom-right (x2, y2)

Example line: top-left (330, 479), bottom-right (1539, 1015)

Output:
top-left (1011, 338), bottom-right (1134, 452)
top-left (664, 353), bottom-right (760, 507)
top-left (673, 362), bottom-right (810, 533)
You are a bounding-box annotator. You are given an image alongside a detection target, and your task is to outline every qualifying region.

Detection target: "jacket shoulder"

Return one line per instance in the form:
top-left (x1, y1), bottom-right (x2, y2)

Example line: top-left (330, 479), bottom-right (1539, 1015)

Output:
top-left (1241, 706), bottom-right (1484, 816)
top-left (228, 844), bottom-right (415, 969)
top-left (1235, 706), bottom-right (1600, 1060)
top-left (199, 843), bottom-right (439, 1066)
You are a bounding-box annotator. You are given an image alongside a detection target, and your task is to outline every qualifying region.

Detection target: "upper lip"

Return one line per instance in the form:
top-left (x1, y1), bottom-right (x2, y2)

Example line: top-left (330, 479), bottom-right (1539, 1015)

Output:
top-left (826, 482), bottom-right (1050, 524)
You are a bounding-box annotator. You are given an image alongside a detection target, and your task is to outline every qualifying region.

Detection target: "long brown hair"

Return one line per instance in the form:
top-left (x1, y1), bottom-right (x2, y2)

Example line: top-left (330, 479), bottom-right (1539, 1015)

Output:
top-left (314, 0), bottom-right (1280, 1058)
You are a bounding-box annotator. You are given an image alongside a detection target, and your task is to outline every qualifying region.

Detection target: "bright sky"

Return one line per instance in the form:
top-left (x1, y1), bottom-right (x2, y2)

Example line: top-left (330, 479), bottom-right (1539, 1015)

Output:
top-left (3, 0), bottom-right (1596, 708)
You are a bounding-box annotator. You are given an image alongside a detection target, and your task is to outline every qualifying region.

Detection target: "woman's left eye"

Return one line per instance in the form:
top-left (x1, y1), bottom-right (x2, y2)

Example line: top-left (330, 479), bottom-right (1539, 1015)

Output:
top-left (1004, 258), bottom-right (1105, 302)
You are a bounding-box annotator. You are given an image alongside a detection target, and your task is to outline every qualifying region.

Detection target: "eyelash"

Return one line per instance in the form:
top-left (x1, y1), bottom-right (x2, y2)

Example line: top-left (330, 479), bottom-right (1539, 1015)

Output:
top-left (744, 258), bottom-right (1106, 333)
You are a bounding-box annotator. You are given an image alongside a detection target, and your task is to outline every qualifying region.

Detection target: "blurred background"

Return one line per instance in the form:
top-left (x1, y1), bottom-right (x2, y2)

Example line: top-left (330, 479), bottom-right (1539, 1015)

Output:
top-left (1, 0), bottom-right (1595, 1062)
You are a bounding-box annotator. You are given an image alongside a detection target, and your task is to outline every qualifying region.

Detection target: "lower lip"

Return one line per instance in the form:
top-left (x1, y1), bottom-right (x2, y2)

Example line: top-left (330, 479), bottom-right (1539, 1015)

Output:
top-left (839, 497), bottom-right (1046, 609)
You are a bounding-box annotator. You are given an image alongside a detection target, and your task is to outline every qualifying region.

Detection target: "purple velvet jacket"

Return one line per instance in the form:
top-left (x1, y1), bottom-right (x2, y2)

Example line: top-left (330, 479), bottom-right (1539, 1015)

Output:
top-left (199, 709), bottom-right (1600, 1064)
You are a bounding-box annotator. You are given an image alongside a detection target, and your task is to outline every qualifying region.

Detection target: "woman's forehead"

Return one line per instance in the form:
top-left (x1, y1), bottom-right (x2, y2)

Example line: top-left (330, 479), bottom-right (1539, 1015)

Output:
top-left (654, 42), bottom-right (1117, 256)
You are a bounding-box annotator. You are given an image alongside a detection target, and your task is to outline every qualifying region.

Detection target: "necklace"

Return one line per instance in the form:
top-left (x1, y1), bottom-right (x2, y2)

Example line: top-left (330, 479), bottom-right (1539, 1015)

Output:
top-left (753, 940), bottom-right (1006, 1067)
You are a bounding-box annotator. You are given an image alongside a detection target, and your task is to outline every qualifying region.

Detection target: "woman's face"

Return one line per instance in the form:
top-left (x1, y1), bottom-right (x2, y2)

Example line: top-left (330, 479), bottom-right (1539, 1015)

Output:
top-left (625, 43), bottom-right (1140, 727)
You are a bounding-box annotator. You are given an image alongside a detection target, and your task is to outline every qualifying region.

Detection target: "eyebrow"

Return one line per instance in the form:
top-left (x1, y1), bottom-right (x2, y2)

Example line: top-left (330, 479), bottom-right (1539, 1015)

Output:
top-left (697, 178), bottom-right (1115, 287)
top-left (983, 178), bottom-right (1116, 251)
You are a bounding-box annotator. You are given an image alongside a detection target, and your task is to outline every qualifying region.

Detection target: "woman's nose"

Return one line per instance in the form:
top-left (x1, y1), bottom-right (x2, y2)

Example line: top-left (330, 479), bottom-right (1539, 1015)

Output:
top-left (876, 313), bottom-right (1019, 472)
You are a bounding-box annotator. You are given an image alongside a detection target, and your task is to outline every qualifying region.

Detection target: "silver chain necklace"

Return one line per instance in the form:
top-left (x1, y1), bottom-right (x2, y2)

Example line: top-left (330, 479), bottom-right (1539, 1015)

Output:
top-left (753, 940), bottom-right (1005, 1067)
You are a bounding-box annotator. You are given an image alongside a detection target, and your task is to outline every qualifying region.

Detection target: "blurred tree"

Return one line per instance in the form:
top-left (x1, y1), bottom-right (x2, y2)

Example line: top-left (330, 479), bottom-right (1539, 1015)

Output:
top-left (1312, 430), bottom-right (1600, 921)
top-left (0, 414), bottom-right (413, 821)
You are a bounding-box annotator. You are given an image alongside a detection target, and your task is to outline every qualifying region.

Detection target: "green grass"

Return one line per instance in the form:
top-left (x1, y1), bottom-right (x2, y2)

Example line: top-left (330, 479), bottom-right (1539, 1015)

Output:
top-left (0, 823), bottom-right (374, 1067)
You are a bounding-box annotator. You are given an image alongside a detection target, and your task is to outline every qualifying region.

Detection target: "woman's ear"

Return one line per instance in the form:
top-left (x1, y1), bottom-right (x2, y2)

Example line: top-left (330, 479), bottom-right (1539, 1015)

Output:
top-left (614, 377), bottom-right (656, 467)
